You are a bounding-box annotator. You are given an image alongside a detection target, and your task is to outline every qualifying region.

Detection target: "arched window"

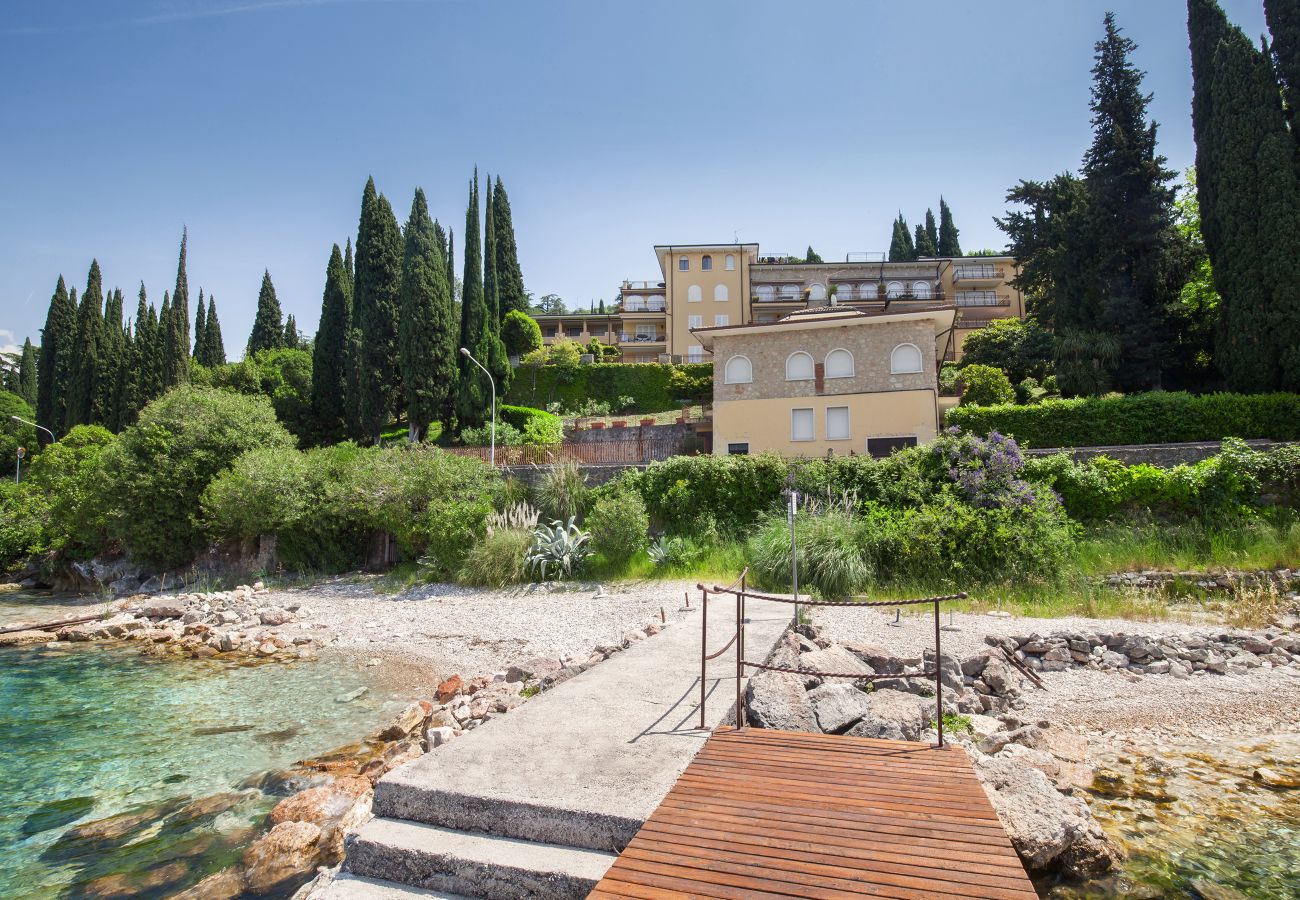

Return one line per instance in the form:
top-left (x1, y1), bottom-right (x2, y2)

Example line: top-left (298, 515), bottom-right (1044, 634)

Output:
top-left (724, 254), bottom-right (736, 271)
top-left (724, 355), bottom-right (752, 384)
top-left (786, 351), bottom-right (815, 381)
top-left (702, 254), bottom-right (713, 271)
top-left (886, 281), bottom-right (905, 299)
top-left (912, 281), bottom-right (932, 299)
top-left (891, 343), bottom-right (923, 374)
top-left (756, 285), bottom-right (775, 302)
top-left (860, 283), bottom-right (878, 299)
top-left (714, 284), bottom-right (729, 301)
top-left (808, 283), bottom-right (827, 301)
top-left (825, 348), bottom-right (855, 379)
top-left (687, 284), bottom-right (703, 302)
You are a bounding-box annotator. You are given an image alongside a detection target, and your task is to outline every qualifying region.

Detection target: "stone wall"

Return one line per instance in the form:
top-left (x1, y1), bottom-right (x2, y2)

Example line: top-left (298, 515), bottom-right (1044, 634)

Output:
top-left (1024, 439), bottom-right (1288, 466)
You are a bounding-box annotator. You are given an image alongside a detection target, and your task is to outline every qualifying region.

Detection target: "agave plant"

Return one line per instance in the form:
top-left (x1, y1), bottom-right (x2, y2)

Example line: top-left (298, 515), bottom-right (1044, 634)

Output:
top-left (524, 517), bottom-right (592, 580)
top-left (647, 534), bottom-right (685, 567)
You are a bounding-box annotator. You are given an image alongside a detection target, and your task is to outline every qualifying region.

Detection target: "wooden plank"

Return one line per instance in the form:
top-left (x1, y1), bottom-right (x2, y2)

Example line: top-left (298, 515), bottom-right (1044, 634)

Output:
top-left (590, 727), bottom-right (1035, 899)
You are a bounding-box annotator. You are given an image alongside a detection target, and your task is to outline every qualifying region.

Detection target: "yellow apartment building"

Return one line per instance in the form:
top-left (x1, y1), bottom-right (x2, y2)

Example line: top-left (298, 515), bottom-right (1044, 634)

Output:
top-left (532, 244), bottom-right (1020, 364)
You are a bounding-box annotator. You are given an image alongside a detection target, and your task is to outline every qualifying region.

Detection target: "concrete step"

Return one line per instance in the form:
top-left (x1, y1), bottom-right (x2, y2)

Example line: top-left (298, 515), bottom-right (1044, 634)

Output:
top-left (344, 817), bottom-right (617, 900)
top-left (317, 872), bottom-right (471, 899)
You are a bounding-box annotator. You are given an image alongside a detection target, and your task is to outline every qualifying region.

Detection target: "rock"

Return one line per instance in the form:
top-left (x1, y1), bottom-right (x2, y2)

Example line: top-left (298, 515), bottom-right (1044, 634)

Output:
top-left (980, 725), bottom-right (1044, 755)
top-left (426, 726), bottom-right (455, 748)
top-left (269, 776), bottom-right (371, 827)
top-left (375, 702), bottom-right (427, 741)
top-left (843, 689), bottom-right (932, 742)
top-left (169, 867), bottom-right (244, 900)
top-left (997, 743), bottom-right (1061, 781)
top-left (506, 656), bottom-right (561, 683)
top-left (806, 682), bottom-right (873, 734)
top-left (964, 714), bottom-right (1004, 740)
top-left (334, 687), bottom-right (366, 704)
top-left (259, 607), bottom-right (294, 626)
top-left (1253, 766), bottom-right (1300, 789)
top-left (0, 629), bottom-right (58, 646)
top-left (923, 649), bottom-right (964, 692)
top-left (435, 675), bottom-right (463, 703)
top-left (980, 657), bottom-right (1022, 696)
top-left (241, 820), bottom-right (323, 895)
top-left (174, 792), bottom-right (248, 824)
top-left (973, 754), bottom-right (1122, 877)
top-left (798, 646), bottom-right (874, 682)
top-left (1043, 730), bottom-right (1089, 764)
top-left (961, 649), bottom-right (997, 677)
top-left (845, 642), bottom-right (907, 674)
top-left (140, 599), bottom-right (187, 619)
top-left (744, 670), bottom-right (817, 732)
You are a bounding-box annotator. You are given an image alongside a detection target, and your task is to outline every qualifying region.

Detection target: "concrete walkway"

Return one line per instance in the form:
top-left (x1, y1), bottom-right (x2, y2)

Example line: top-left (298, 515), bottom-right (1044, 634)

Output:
top-left (342, 591), bottom-right (791, 898)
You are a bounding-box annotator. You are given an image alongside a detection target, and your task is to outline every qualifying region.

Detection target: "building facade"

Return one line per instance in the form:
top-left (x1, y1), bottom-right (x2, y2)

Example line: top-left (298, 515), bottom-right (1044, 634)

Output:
top-left (694, 304), bottom-right (957, 458)
top-left (532, 244), bottom-right (1019, 363)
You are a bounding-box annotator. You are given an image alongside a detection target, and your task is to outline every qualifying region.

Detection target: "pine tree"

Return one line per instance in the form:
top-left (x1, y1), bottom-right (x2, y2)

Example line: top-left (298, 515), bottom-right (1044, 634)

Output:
top-left (492, 177), bottom-right (527, 320)
top-left (204, 295), bottom-right (226, 367)
top-left (1190, 0), bottom-right (1300, 389)
top-left (457, 171), bottom-right (493, 429)
top-left (36, 275), bottom-right (76, 440)
top-left (937, 197), bottom-right (962, 257)
top-left (1265, 0), bottom-right (1300, 148)
top-left (914, 221), bottom-right (938, 258)
top-left (284, 314), bottom-right (299, 349)
top-left (247, 270), bottom-right (286, 356)
top-left (888, 214), bottom-right (916, 261)
top-left (398, 188), bottom-right (456, 441)
top-left (312, 244), bottom-right (353, 439)
top-left (17, 339), bottom-right (37, 408)
top-left (66, 260), bottom-right (106, 427)
top-left (193, 288), bottom-right (206, 359)
top-left (353, 177), bottom-right (405, 441)
top-left (173, 228), bottom-right (191, 355)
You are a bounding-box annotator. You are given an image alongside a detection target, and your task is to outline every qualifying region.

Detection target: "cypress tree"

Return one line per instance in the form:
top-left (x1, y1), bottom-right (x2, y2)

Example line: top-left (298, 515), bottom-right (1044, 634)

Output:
top-left (52, 286), bottom-right (79, 433)
top-left (924, 208), bottom-right (940, 254)
top-left (247, 270), bottom-right (286, 356)
top-left (173, 228), bottom-right (191, 355)
top-left (398, 188), bottom-right (456, 441)
top-left (1265, 0), bottom-right (1300, 148)
top-left (353, 177), bottom-right (405, 441)
top-left (804, 245), bottom-right (824, 264)
top-left (492, 177), bottom-right (527, 320)
top-left (132, 284), bottom-right (157, 406)
top-left (284, 314), bottom-right (299, 349)
top-left (1189, 0), bottom-right (1300, 389)
top-left (145, 300), bottom-right (162, 401)
top-left (66, 261), bottom-right (105, 427)
top-left (36, 275), bottom-right (75, 440)
top-left (888, 214), bottom-right (916, 261)
top-left (160, 283), bottom-right (189, 390)
top-left (457, 171), bottom-right (493, 429)
top-left (99, 286), bottom-right (126, 428)
top-left (914, 221), bottom-right (938, 258)
top-left (204, 296), bottom-right (226, 367)
top-left (312, 243), bottom-right (352, 439)
top-left (193, 289), bottom-right (206, 359)
top-left (112, 320), bottom-right (134, 431)
top-left (484, 175), bottom-right (499, 330)
top-left (17, 339), bottom-right (37, 408)
top-left (938, 197), bottom-right (962, 257)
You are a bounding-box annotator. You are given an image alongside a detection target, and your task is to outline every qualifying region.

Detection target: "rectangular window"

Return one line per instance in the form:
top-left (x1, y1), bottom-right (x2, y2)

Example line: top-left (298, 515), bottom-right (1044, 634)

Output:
top-left (687, 315), bottom-right (702, 329)
top-left (791, 408), bottom-right (814, 442)
top-left (727, 442), bottom-right (749, 455)
top-left (679, 256), bottom-right (689, 271)
top-left (635, 323), bottom-right (656, 339)
top-left (566, 327), bottom-right (582, 337)
top-left (867, 435), bottom-right (919, 458)
top-left (725, 254), bottom-right (736, 271)
top-left (826, 406), bottom-right (850, 441)
top-left (687, 345), bottom-right (704, 362)
top-left (713, 314), bottom-right (729, 326)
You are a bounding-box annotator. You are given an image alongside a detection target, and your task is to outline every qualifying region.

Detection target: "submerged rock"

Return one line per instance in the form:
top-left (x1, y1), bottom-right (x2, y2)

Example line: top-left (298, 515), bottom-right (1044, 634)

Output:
top-left (20, 795), bottom-right (95, 836)
top-left (241, 820), bottom-right (323, 895)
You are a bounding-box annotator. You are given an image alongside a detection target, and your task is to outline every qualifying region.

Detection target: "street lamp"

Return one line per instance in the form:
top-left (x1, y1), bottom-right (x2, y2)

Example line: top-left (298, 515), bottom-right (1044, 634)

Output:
top-left (9, 415), bottom-right (55, 444)
top-left (459, 347), bottom-right (496, 468)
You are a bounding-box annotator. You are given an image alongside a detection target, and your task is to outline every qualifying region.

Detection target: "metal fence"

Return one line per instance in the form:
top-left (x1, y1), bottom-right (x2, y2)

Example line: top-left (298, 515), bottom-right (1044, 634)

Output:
top-left (443, 435), bottom-right (686, 466)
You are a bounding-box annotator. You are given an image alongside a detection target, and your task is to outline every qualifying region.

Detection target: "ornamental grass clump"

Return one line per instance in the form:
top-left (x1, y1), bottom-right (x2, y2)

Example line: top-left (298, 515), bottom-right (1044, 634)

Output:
top-left (456, 527), bottom-right (534, 587)
top-left (535, 461), bottom-right (589, 521)
top-left (749, 511), bottom-right (872, 600)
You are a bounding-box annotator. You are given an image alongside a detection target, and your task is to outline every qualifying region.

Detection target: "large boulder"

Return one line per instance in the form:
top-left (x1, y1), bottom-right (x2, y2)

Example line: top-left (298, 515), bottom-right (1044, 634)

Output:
top-left (806, 682), bottom-right (873, 734)
top-left (973, 754), bottom-right (1122, 878)
top-left (845, 642), bottom-right (909, 674)
top-left (744, 670), bottom-right (817, 732)
top-left (241, 821), bottom-right (323, 895)
top-left (797, 645), bottom-right (874, 687)
top-left (844, 689), bottom-right (933, 742)
top-left (923, 649), bottom-right (964, 693)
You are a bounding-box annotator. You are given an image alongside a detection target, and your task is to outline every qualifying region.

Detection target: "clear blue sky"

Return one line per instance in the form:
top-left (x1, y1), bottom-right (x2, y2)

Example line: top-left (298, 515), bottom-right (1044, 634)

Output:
top-left (0, 0), bottom-right (1271, 358)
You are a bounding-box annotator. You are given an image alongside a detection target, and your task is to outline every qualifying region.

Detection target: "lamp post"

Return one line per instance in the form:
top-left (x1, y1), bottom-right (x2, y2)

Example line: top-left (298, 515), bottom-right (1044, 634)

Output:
top-left (9, 415), bottom-right (55, 445)
top-left (459, 347), bottom-right (496, 468)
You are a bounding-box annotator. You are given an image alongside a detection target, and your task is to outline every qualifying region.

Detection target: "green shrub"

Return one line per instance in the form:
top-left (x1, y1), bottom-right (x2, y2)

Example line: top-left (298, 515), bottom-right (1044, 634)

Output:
top-left (946, 391), bottom-right (1300, 448)
top-left (535, 461), bottom-right (589, 521)
top-left (939, 363), bottom-right (963, 396)
top-left (25, 425), bottom-right (117, 558)
top-left (959, 316), bottom-right (1055, 384)
top-left (505, 362), bottom-right (713, 413)
top-left (461, 421), bottom-right (524, 446)
top-left (104, 386), bottom-right (295, 569)
top-left (456, 527), bottom-right (533, 587)
top-left (500, 405), bottom-right (563, 444)
top-left (502, 310), bottom-right (543, 357)
top-left (203, 447), bottom-right (311, 540)
top-left (0, 481), bottom-right (47, 572)
top-left (586, 491), bottom-right (649, 563)
top-left (626, 453), bottom-right (788, 535)
top-left (960, 364), bottom-right (1015, 407)
top-left (1255, 443), bottom-right (1300, 507)
top-left (0, 391), bottom-right (37, 478)
top-left (749, 512), bottom-right (872, 600)
top-left (200, 348), bottom-right (318, 442)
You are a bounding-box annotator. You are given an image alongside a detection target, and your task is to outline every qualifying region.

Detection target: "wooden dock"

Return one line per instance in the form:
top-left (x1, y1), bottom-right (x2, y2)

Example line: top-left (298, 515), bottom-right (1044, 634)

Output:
top-left (589, 727), bottom-right (1037, 899)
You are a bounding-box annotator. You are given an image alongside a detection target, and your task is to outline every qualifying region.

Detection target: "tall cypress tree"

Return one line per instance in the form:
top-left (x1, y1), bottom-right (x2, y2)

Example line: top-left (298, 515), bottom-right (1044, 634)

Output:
top-left (99, 286), bottom-right (126, 428)
top-left (173, 228), bottom-right (191, 355)
top-left (914, 221), bottom-right (938, 258)
top-left (937, 197), bottom-right (962, 257)
top-left (804, 245), bottom-right (824, 264)
top-left (492, 177), bottom-right (527, 320)
top-left (888, 214), bottom-right (916, 261)
top-left (17, 339), bottom-right (37, 408)
top-left (66, 261), bottom-right (105, 427)
top-left (924, 208), bottom-right (940, 254)
top-left (132, 284), bottom-right (158, 406)
top-left (1190, 0), bottom-right (1300, 389)
top-left (36, 275), bottom-right (75, 440)
top-left (480, 175), bottom-right (511, 390)
top-left (159, 283), bottom-right (188, 390)
top-left (312, 243), bottom-right (352, 439)
top-left (111, 318), bottom-right (134, 432)
top-left (1265, 0), bottom-right (1300, 149)
top-left (457, 171), bottom-right (492, 429)
top-left (193, 289), bottom-right (207, 359)
top-left (204, 295), bottom-right (226, 367)
top-left (53, 286), bottom-right (79, 432)
top-left (284, 314), bottom-right (299, 348)
top-left (247, 270), bottom-right (286, 356)
top-left (353, 177), bottom-right (405, 441)
top-left (398, 188), bottom-right (456, 441)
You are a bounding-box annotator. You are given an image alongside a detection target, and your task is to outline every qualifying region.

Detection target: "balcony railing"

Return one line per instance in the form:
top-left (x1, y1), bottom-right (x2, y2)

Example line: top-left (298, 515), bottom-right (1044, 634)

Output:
top-left (955, 291), bottom-right (1008, 307)
top-left (619, 333), bottom-right (665, 343)
top-left (953, 265), bottom-right (1005, 282)
top-left (620, 299), bottom-right (666, 312)
top-left (623, 280), bottom-right (665, 290)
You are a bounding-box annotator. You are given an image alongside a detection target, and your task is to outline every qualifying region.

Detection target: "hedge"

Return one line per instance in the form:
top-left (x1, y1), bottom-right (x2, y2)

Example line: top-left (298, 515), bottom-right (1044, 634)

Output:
top-left (499, 405), bottom-right (563, 444)
top-left (945, 391), bottom-right (1300, 448)
top-left (505, 363), bottom-right (713, 413)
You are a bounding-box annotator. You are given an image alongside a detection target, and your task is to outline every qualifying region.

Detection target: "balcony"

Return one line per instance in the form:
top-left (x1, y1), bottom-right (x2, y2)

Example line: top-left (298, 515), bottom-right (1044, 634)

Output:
top-left (953, 265), bottom-right (1006, 284)
top-left (623, 280), bottom-right (665, 291)
top-left (620, 298), bottom-right (666, 313)
top-left (619, 332), bottom-right (665, 343)
top-left (955, 291), bottom-right (1008, 308)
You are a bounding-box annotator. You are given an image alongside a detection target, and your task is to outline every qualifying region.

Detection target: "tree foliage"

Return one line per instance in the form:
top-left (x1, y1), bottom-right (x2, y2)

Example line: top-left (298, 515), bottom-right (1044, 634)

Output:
top-left (247, 270), bottom-right (286, 356)
top-left (353, 177), bottom-right (405, 440)
top-left (312, 243), bottom-right (352, 440)
top-left (398, 188), bottom-right (456, 441)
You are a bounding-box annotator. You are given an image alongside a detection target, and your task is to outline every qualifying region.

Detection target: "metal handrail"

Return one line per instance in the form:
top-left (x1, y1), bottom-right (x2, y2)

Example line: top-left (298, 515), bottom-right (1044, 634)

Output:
top-left (701, 577), bottom-right (966, 748)
top-left (697, 568), bottom-right (749, 728)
